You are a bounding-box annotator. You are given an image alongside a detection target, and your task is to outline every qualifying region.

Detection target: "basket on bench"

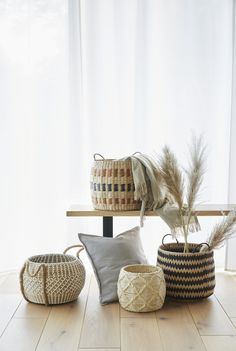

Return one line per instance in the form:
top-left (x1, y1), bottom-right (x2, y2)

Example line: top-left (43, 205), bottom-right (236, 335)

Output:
top-left (91, 153), bottom-right (141, 211)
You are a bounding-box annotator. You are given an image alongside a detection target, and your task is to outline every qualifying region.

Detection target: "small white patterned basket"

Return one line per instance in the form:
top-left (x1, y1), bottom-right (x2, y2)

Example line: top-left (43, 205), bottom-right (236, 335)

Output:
top-left (117, 264), bottom-right (166, 312)
top-left (19, 245), bottom-right (86, 305)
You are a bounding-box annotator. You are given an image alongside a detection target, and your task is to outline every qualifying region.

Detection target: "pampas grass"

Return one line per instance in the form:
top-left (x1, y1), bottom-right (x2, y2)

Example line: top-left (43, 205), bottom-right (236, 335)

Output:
top-left (159, 136), bottom-right (206, 253)
top-left (201, 210), bottom-right (236, 251)
top-left (185, 136), bottom-right (206, 230)
top-left (159, 146), bottom-right (184, 209)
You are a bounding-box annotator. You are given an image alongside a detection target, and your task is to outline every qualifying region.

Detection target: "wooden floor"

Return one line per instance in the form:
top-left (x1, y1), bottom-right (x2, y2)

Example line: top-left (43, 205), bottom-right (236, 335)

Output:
top-left (0, 271), bottom-right (236, 351)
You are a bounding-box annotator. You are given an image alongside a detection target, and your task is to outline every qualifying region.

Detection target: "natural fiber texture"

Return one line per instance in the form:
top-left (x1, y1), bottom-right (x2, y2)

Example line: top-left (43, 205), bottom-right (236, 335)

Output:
top-left (157, 243), bottom-right (215, 300)
top-left (91, 158), bottom-right (141, 210)
top-left (117, 264), bottom-right (166, 312)
top-left (128, 154), bottom-right (166, 226)
top-left (202, 209), bottom-right (236, 251)
top-left (20, 246), bottom-right (86, 305)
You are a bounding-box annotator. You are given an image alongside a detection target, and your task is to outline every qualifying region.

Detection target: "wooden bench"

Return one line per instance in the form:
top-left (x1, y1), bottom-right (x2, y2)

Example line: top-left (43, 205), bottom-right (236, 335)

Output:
top-left (66, 204), bottom-right (236, 237)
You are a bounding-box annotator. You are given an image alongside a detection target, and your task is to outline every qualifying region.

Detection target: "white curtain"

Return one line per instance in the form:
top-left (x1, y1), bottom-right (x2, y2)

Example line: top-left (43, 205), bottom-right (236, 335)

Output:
top-left (226, 0), bottom-right (236, 270)
top-left (0, 0), bottom-right (234, 271)
top-left (0, 0), bottom-right (70, 271)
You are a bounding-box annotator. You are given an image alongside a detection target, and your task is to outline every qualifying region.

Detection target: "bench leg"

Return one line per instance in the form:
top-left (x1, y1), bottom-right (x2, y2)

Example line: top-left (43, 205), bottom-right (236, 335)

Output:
top-left (103, 217), bottom-right (113, 237)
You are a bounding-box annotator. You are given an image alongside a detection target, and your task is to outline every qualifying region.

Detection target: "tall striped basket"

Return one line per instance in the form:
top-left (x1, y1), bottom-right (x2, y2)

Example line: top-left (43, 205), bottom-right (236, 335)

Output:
top-left (157, 235), bottom-right (215, 300)
top-left (90, 154), bottom-right (141, 211)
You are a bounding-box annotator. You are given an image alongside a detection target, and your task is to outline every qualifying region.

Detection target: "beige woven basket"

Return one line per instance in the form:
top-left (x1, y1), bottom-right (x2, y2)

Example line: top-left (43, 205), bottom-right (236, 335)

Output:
top-left (117, 264), bottom-right (166, 312)
top-left (90, 153), bottom-right (141, 211)
top-left (20, 245), bottom-right (86, 305)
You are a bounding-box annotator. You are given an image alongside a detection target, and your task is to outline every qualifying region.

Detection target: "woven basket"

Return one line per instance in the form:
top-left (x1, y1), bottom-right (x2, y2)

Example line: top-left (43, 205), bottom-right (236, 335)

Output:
top-left (157, 238), bottom-right (215, 300)
top-left (20, 245), bottom-right (86, 305)
top-left (117, 264), bottom-right (166, 312)
top-left (90, 153), bottom-right (141, 211)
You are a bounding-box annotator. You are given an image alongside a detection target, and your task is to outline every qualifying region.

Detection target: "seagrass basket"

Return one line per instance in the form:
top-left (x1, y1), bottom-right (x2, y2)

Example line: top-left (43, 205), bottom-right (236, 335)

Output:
top-left (117, 264), bottom-right (166, 312)
top-left (20, 245), bottom-right (86, 305)
top-left (157, 238), bottom-right (215, 300)
top-left (91, 153), bottom-right (141, 210)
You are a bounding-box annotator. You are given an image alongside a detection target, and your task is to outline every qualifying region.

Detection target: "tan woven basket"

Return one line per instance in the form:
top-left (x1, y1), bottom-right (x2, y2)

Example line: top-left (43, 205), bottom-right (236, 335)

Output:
top-left (157, 236), bottom-right (215, 300)
top-left (20, 245), bottom-right (86, 305)
top-left (90, 153), bottom-right (141, 211)
top-left (117, 264), bottom-right (166, 312)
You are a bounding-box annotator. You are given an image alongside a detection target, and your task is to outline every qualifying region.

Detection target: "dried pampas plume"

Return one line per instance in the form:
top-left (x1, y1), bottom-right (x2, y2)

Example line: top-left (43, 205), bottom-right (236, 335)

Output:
top-left (159, 146), bottom-right (184, 210)
top-left (186, 136), bottom-right (206, 215)
top-left (201, 209), bottom-right (236, 251)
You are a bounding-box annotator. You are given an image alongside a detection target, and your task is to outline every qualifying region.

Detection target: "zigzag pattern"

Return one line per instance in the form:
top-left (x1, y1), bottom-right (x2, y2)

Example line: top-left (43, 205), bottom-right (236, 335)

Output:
top-left (157, 243), bottom-right (215, 300)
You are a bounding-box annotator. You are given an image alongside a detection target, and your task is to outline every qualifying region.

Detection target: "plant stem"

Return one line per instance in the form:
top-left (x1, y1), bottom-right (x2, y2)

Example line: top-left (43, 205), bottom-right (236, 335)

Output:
top-left (180, 210), bottom-right (189, 253)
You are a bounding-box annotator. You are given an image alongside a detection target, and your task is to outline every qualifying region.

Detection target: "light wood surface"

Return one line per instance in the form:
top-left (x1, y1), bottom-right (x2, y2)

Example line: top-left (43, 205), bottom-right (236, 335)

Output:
top-left (0, 294), bottom-right (22, 336)
top-left (14, 300), bottom-right (51, 319)
top-left (67, 203), bottom-right (236, 217)
top-left (231, 318), bottom-right (236, 328)
top-left (79, 277), bottom-right (120, 349)
top-left (202, 336), bottom-right (236, 351)
top-left (188, 295), bottom-right (236, 335)
top-left (120, 306), bottom-right (156, 318)
top-left (121, 318), bottom-right (163, 351)
top-left (214, 272), bottom-right (236, 317)
top-left (0, 318), bottom-right (46, 351)
top-left (1, 271), bottom-right (236, 351)
top-left (36, 276), bottom-right (91, 351)
top-left (156, 301), bottom-right (206, 351)
top-left (0, 272), bottom-right (21, 294)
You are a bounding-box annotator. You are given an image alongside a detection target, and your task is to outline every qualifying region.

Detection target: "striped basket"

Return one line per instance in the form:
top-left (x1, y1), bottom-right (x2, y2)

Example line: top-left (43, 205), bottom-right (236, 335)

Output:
top-left (157, 239), bottom-right (215, 300)
top-left (90, 154), bottom-right (141, 211)
top-left (20, 245), bottom-right (86, 305)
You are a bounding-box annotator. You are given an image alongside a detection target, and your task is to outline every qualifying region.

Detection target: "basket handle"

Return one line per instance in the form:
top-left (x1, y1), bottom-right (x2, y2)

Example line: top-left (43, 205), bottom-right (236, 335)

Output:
top-left (192, 242), bottom-right (211, 253)
top-left (93, 153), bottom-right (105, 161)
top-left (20, 262), bottom-right (49, 305)
top-left (63, 244), bottom-right (84, 258)
top-left (162, 234), bottom-right (179, 247)
top-left (132, 152), bottom-right (142, 156)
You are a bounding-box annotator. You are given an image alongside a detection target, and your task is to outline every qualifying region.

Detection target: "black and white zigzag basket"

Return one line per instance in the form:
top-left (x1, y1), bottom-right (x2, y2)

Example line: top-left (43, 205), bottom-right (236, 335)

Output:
top-left (157, 236), bottom-right (215, 300)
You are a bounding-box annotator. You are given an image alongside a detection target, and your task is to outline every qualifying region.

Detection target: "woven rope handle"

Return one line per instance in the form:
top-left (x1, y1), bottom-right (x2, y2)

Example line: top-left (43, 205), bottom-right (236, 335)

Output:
top-left (93, 153), bottom-right (105, 161)
top-left (63, 244), bottom-right (84, 259)
top-left (20, 262), bottom-right (49, 305)
top-left (162, 234), bottom-right (179, 246)
top-left (193, 242), bottom-right (211, 253)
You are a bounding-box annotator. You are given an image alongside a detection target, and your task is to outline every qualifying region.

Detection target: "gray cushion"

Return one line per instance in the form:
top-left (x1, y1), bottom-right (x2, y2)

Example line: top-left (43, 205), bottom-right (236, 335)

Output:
top-left (78, 226), bottom-right (147, 304)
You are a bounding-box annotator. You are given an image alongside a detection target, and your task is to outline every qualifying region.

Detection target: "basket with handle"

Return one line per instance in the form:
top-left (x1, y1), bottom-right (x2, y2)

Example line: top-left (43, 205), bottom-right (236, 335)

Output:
top-left (157, 235), bottom-right (215, 300)
top-left (91, 153), bottom-right (141, 210)
top-left (19, 245), bottom-right (86, 305)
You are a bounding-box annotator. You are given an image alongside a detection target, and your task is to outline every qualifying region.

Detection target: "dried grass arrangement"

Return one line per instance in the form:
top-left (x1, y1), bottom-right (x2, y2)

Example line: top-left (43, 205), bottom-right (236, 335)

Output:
top-left (158, 136), bottom-right (205, 253)
top-left (155, 136), bottom-right (236, 299)
top-left (201, 209), bottom-right (236, 252)
top-left (157, 136), bottom-right (236, 253)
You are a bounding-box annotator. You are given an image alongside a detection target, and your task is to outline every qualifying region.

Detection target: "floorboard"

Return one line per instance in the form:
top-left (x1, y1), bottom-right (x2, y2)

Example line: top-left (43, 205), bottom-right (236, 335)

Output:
top-left (36, 276), bottom-right (91, 351)
top-left (156, 301), bottom-right (206, 351)
top-left (0, 318), bottom-right (46, 351)
top-left (79, 276), bottom-right (120, 349)
top-left (188, 295), bottom-right (236, 335)
top-left (121, 317), bottom-right (163, 351)
top-left (214, 272), bottom-right (236, 317)
top-left (202, 336), bottom-right (236, 351)
top-left (0, 271), bottom-right (236, 351)
top-left (0, 294), bottom-right (22, 336)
